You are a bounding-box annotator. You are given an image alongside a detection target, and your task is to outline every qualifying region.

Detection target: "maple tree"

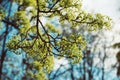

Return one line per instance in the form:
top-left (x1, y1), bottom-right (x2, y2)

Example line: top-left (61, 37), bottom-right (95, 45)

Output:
top-left (0, 0), bottom-right (112, 79)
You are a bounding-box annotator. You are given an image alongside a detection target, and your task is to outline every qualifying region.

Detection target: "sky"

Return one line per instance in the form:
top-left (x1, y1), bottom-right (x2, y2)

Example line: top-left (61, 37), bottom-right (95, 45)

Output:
top-left (82, 0), bottom-right (120, 43)
top-left (83, 0), bottom-right (120, 48)
top-left (82, 0), bottom-right (120, 50)
top-left (83, 0), bottom-right (120, 20)
top-left (82, 0), bottom-right (120, 79)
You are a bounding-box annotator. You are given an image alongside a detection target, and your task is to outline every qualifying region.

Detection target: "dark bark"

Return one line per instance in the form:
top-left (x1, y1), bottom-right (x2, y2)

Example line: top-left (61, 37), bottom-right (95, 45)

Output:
top-left (0, 1), bottom-right (12, 78)
top-left (71, 64), bottom-right (74, 80)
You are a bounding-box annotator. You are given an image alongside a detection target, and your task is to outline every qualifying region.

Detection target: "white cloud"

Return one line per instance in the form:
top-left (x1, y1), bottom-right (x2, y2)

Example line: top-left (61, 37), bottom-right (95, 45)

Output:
top-left (83, 0), bottom-right (120, 20)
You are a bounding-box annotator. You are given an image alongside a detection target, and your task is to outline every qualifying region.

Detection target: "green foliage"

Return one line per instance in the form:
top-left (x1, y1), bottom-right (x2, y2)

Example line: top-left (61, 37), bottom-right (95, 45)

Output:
top-left (0, 13), bottom-right (5, 20)
top-left (14, 0), bottom-right (36, 8)
top-left (45, 22), bottom-right (61, 33)
top-left (14, 11), bottom-right (30, 28)
top-left (1, 0), bottom-right (112, 79)
top-left (57, 34), bottom-right (86, 63)
top-left (0, 5), bottom-right (5, 21)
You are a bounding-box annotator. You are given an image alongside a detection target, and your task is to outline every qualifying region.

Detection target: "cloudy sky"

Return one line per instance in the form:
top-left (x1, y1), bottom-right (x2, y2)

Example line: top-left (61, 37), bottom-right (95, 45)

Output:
top-left (83, 0), bottom-right (120, 20)
top-left (82, 0), bottom-right (120, 78)
top-left (83, 0), bottom-right (120, 44)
